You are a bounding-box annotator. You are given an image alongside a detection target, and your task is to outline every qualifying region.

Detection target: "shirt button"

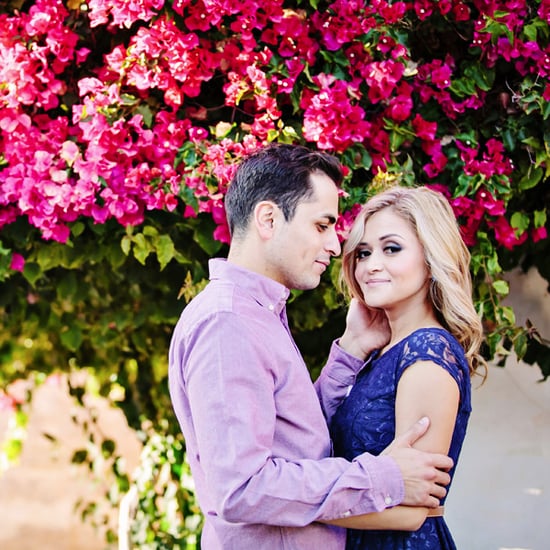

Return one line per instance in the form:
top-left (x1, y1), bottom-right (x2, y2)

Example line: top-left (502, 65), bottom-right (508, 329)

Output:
top-left (384, 496), bottom-right (393, 506)
top-left (342, 510), bottom-right (351, 517)
top-left (268, 304), bottom-right (275, 311)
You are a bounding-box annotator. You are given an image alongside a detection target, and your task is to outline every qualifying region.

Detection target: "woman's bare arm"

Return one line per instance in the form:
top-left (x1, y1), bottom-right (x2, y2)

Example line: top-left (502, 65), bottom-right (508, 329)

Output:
top-left (323, 359), bottom-right (459, 532)
top-left (323, 505), bottom-right (428, 531)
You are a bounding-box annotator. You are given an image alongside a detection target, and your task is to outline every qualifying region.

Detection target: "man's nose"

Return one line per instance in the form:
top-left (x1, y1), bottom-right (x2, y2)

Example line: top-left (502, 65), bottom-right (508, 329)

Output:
top-left (327, 228), bottom-right (342, 256)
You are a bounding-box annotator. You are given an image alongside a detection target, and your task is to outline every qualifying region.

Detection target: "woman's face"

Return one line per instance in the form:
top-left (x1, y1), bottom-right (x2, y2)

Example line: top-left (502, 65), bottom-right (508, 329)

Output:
top-left (353, 207), bottom-right (431, 315)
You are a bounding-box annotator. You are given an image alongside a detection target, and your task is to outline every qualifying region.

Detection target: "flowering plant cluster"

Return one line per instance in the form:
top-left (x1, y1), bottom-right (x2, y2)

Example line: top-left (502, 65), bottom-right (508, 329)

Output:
top-left (1, 0), bottom-right (548, 250)
top-left (1, 0), bottom-right (549, 544)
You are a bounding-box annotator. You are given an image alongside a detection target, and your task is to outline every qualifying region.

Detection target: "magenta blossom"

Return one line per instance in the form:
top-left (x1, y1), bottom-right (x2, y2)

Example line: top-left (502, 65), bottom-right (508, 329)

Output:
top-left (532, 226), bottom-right (548, 242)
top-left (489, 216), bottom-right (528, 250)
top-left (9, 253), bottom-right (25, 272)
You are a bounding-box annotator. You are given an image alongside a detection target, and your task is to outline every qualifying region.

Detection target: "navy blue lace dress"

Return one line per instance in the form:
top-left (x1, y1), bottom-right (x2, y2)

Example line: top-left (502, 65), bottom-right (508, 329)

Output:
top-left (330, 328), bottom-right (472, 550)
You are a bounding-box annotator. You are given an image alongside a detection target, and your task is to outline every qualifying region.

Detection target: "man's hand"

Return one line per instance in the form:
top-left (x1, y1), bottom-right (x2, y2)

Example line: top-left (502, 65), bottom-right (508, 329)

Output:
top-left (382, 417), bottom-right (453, 508)
top-left (339, 299), bottom-right (390, 359)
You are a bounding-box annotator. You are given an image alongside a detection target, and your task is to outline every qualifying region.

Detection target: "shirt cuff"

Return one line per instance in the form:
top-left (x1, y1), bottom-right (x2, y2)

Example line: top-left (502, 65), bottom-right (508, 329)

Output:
top-left (331, 339), bottom-right (366, 372)
top-left (353, 453), bottom-right (405, 513)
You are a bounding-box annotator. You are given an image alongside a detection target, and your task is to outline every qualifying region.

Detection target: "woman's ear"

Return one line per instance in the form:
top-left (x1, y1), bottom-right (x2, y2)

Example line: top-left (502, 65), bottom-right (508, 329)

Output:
top-left (254, 201), bottom-right (278, 239)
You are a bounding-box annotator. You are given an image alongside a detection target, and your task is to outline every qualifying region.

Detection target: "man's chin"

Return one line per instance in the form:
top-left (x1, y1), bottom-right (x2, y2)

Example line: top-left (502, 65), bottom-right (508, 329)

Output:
top-left (294, 276), bottom-right (322, 291)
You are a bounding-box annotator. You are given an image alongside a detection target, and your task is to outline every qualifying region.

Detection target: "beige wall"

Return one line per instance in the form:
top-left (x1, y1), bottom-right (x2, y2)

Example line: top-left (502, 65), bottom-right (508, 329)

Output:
top-left (0, 380), bottom-right (141, 550)
top-left (447, 268), bottom-right (550, 550)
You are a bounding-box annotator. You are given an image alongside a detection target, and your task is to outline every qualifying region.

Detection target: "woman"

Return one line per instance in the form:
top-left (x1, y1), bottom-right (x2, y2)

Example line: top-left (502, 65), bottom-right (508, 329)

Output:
top-left (327, 186), bottom-right (486, 549)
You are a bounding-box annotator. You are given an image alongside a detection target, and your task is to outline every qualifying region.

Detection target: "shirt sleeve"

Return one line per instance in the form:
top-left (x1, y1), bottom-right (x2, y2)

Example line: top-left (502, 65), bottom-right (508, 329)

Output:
top-left (314, 340), bottom-right (368, 425)
top-left (181, 312), bottom-right (404, 527)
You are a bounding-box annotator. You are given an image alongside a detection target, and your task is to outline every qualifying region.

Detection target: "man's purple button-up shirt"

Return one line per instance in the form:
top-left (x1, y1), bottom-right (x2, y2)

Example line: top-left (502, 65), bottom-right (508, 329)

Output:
top-left (169, 259), bottom-right (403, 549)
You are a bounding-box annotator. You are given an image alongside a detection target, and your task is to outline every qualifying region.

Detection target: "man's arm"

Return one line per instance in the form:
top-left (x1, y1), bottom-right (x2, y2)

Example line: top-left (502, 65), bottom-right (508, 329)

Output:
top-left (382, 416), bottom-right (452, 507)
top-left (322, 362), bottom-right (460, 529)
top-left (320, 417), bottom-right (452, 528)
top-left (315, 299), bottom-right (390, 423)
top-left (183, 312), bottom-right (404, 526)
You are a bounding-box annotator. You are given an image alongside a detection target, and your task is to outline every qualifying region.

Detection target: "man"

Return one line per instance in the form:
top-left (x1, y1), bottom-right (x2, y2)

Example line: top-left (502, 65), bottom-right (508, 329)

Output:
top-left (169, 144), bottom-right (452, 549)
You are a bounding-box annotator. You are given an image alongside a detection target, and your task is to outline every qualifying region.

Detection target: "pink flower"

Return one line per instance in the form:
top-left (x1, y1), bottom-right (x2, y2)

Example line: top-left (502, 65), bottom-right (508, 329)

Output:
top-left (539, 0), bottom-right (550, 23)
top-left (9, 253), bottom-right (25, 272)
top-left (532, 226), bottom-right (548, 242)
top-left (386, 84), bottom-right (413, 121)
top-left (431, 64), bottom-right (452, 89)
top-left (312, 2), bottom-right (366, 51)
top-left (476, 189), bottom-right (506, 216)
top-left (302, 75), bottom-right (370, 152)
top-left (452, 3), bottom-right (471, 22)
top-left (422, 141), bottom-right (448, 178)
top-left (375, 1), bottom-right (407, 24)
top-left (211, 201), bottom-right (230, 244)
top-left (336, 203), bottom-right (362, 241)
top-left (412, 114), bottom-right (437, 141)
top-left (365, 60), bottom-right (404, 103)
top-left (489, 217), bottom-right (528, 250)
top-left (426, 184), bottom-right (450, 198)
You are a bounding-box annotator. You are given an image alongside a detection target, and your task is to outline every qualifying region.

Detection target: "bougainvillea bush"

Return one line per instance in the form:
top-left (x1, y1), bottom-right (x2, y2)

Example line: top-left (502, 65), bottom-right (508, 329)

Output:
top-left (1, 0), bottom-right (549, 545)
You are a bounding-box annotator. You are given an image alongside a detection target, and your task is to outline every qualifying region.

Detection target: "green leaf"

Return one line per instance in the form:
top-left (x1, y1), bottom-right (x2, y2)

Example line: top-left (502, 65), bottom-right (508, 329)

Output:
top-left (193, 222), bottom-right (222, 256)
top-left (180, 186), bottom-right (199, 213)
top-left (464, 63), bottom-right (495, 91)
top-left (143, 225), bottom-right (158, 238)
top-left (72, 449), bottom-right (88, 464)
top-left (156, 234), bottom-right (176, 271)
top-left (534, 210), bottom-right (547, 228)
top-left (449, 77), bottom-right (477, 98)
top-left (501, 128), bottom-right (516, 152)
top-left (135, 103), bottom-right (153, 127)
top-left (105, 241), bottom-right (127, 269)
top-left (510, 211), bottom-right (529, 233)
top-left (492, 280), bottom-right (509, 296)
top-left (484, 20), bottom-right (513, 42)
top-left (60, 324), bottom-right (83, 351)
top-left (513, 330), bottom-right (528, 359)
top-left (518, 166), bottom-right (543, 190)
top-left (121, 235), bottom-right (132, 256)
top-left (71, 222), bottom-right (86, 237)
top-left (132, 233), bottom-right (152, 265)
top-left (390, 130), bottom-right (409, 152)
top-left (486, 254), bottom-right (501, 274)
top-left (57, 272), bottom-right (78, 300)
top-left (22, 261), bottom-right (42, 286)
top-left (101, 439), bottom-right (116, 457)
top-left (500, 305), bottom-right (516, 325)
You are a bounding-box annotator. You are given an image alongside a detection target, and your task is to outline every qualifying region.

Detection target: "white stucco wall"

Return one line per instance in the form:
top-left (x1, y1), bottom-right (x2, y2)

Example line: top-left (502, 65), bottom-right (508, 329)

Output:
top-left (446, 268), bottom-right (550, 550)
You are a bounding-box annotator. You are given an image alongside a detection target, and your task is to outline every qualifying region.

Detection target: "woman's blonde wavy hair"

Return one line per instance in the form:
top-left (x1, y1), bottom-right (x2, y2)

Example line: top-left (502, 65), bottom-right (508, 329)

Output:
top-left (341, 186), bottom-right (486, 376)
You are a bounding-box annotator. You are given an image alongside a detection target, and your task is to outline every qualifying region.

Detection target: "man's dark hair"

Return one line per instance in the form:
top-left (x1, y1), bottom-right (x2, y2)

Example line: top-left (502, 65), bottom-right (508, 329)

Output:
top-left (224, 143), bottom-right (344, 238)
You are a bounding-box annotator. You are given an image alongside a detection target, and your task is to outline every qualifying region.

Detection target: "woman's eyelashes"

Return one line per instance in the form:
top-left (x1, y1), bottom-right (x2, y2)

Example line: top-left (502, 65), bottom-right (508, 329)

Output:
top-left (384, 243), bottom-right (402, 254)
top-left (356, 242), bottom-right (402, 260)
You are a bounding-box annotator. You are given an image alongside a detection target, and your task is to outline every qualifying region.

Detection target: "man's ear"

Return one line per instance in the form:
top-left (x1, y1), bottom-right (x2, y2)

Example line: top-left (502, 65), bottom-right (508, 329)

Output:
top-left (254, 201), bottom-right (278, 239)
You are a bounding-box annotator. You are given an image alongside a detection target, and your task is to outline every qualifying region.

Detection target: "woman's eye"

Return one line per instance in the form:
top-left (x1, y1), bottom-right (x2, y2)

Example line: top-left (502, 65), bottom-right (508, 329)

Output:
top-left (356, 249), bottom-right (371, 260)
top-left (384, 245), bottom-right (402, 254)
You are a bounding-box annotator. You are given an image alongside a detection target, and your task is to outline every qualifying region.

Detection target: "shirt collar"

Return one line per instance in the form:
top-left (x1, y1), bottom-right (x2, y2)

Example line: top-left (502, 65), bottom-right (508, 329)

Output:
top-left (208, 258), bottom-right (290, 315)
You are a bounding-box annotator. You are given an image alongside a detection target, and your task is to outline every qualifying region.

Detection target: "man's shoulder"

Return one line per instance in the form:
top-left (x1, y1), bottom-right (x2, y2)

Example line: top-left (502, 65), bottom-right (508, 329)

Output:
top-left (180, 278), bottom-right (262, 325)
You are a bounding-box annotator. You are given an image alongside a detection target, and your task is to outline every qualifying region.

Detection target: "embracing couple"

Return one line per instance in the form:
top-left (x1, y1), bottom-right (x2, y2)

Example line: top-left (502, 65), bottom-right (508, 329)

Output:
top-left (169, 143), bottom-right (485, 550)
